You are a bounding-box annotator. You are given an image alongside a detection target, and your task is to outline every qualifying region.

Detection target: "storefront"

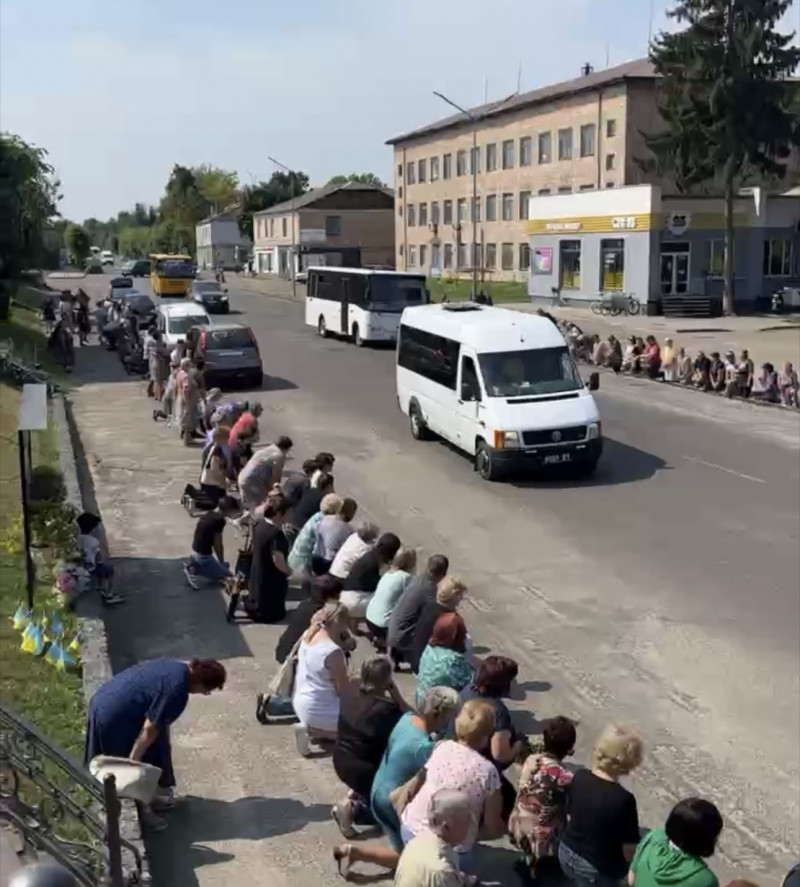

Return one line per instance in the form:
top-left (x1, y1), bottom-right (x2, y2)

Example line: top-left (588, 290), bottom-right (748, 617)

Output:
top-left (528, 185), bottom-right (799, 314)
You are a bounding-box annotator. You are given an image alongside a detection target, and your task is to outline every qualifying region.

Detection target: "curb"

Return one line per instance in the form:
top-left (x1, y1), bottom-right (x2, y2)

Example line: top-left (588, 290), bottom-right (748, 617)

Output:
top-left (53, 394), bottom-right (152, 885)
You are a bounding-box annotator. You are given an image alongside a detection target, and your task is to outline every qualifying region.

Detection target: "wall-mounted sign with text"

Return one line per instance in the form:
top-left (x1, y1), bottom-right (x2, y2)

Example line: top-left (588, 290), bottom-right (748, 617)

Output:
top-left (533, 247), bottom-right (553, 274)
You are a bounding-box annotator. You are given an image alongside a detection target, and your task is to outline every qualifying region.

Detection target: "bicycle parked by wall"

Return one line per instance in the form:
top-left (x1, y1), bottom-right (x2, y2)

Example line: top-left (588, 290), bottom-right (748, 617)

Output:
top-left (590, 291), bottom-right (641, 317)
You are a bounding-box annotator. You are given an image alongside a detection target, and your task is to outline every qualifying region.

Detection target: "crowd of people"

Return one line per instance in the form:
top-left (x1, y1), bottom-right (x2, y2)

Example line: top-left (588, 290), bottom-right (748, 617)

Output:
top-left (536, 310), bottom-right (800, 408)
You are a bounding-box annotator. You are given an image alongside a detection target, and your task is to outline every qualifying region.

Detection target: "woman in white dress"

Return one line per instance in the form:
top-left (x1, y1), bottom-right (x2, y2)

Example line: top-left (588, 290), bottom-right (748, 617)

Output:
top-left (292, 602), bottom-right (354, 756)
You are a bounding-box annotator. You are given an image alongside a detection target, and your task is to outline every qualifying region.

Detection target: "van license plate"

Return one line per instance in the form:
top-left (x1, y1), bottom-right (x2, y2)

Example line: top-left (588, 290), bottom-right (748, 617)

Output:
top-left (544, 453), bottom-right (571, 465)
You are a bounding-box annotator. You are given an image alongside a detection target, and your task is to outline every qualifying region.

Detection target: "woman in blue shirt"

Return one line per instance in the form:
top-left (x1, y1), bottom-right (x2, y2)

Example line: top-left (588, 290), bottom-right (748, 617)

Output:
top-left (415, 612), bottom-right (474, 706)
top-left (84, 658), bottom-right (226, 814)
top-left (331, 686), bottom-right (460, 878)
top-left (365, 547), bottom-right (417, 648)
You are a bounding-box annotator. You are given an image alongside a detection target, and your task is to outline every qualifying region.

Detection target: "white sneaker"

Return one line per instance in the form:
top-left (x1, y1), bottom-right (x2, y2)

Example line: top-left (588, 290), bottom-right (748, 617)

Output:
top-left (294, 724), bottom-right (311, 757)
top-left (183, 563), bottom-right (200, 590)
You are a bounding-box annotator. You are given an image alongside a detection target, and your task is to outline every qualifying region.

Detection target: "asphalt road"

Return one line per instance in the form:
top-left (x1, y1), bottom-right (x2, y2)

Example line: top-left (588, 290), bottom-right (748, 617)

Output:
top-left (71, 272), bottom-right (800, 882)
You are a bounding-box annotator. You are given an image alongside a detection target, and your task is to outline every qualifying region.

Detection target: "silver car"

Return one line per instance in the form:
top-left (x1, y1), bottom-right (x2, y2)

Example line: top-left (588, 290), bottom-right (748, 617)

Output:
top-left (194, 323), bottom-right (262, 388)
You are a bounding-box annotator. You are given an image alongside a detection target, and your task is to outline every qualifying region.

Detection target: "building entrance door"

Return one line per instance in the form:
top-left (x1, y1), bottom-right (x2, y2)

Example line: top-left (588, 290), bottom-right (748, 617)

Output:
top-left (660, 244), bottom-right (690, 295)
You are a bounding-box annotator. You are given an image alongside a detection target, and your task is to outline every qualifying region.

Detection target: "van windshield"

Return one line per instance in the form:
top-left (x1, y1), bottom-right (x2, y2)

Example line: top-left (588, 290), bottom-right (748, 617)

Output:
top-left (367, 276), bottom-right (427, 313)
top-left (479, 347), bottom-right (583, 397)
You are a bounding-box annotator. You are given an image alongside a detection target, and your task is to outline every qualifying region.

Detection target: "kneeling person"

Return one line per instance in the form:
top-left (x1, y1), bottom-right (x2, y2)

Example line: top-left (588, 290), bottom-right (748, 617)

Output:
top-left (184, 495), bottom-right (240, 589)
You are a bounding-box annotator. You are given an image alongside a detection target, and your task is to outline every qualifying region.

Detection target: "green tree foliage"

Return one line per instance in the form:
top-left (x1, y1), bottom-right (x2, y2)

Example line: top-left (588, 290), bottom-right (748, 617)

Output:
top-left (0, 132), bottom-right (61, 281)
top-left (194, 165), bottom-right (239, 213)
top-left (238, 170), bottom-right (310, 240)
top-left (64, 223), bottom-right (91, 265)
top-left (327, 172), bottom-right (386, 187)
top-left (647, 0), bottom-right (800, 313)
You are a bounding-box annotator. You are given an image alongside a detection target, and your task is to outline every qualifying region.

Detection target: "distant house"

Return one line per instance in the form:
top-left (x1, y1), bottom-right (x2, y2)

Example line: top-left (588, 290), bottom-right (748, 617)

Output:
top-left (252, 180), bottom-right (395, 277)
top-left (195, 212), bottom-right (251, 270)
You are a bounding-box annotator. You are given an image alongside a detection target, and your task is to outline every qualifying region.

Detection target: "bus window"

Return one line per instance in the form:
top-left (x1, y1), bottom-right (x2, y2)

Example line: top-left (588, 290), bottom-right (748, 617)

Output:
top-left (367, 275), bottom-right (427, 313)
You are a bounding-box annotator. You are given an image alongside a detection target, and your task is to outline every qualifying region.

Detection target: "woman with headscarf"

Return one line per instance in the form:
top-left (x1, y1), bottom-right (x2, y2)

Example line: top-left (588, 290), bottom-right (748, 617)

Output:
top-left (145, 329), bottom-right (169, 402)
top-left (173, 357), bottom-right (200, 445)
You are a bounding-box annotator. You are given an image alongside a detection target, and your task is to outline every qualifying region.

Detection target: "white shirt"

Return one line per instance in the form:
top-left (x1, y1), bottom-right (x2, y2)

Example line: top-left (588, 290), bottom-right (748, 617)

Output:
top-left (329, 534), bottom-right (371, 580)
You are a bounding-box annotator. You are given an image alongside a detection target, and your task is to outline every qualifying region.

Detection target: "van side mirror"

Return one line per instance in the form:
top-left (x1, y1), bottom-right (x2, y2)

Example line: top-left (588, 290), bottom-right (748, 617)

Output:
top-left (587, 372), bottom-right (600, 391)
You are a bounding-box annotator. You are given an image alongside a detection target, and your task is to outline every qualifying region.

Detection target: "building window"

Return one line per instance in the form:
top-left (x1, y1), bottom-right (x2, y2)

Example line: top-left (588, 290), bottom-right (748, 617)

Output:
top-left (470, 145), bottom-right (481, 174)
top-left (472, 197), bottom-right (481, 222)
top-left (457, 198), bottom-right (467, 222)
top-left (270, 218), bottom-right (275, 236)
top-left (519, 243), bottom-right (531, 271)
top-left (456, 150), bottom-right (467, 176)
top-left (431, 201), bottom-right (440, 225)
top-left (431, 243), bottom-right (441, 271)
top-left (502, 193), bottom-right (514, 221)
top-left (406, 162), bottom-right (415, 185)
top-left (419, 202), bottom-right (428, 226)
top-left (708, 239), bottom-right (727, 277)
top-left (419, 244), bottom-right (427, 268)
top-left (606, 118), bottom-right (617, 138)
top-left (485, 243), bottom-right (496, 269)
top-left (579, 184), bottom-right (595, 191)
top-left (417, 158), bottom-right (427, 183)
top-left (580, 124), bottom-right (596, 158)
top-left (502, 139), bottom-right (514, 169)
top-left (519, 190), bottom-right (531, 221)
top-left (763, 239), bottom-right (793, 276)
top-left (399, 243), bottom-right (404, 257)
top-left (444, 242), bottom-right (453, 269)
top-left (325, 215), bottom-right (342, 236)
top-left (520, 136), bottom-right (532, 166)
top-left (486, 143), bottom-right (497, 172)
top-left (398, 186), bottom-right (403, 199)
top-left (538, 132), bottom-right (552, 164)
top-left (605, 153), bottom-right (616, 171)
top-left (559, 240), bottom-right (581, 288)
top-left (443, 200), bottom-right (453, 225)
top-left (443, 153), bottom-right (452, 180)
top-left (407, 204), bottom-right (416, 227)
top-left (558, 128), bottom-right (573, 160)
top-left (430, 156), bottom-right (440, 181)
top-left (408, 246), bottom-right (416, 267)
top-left (457, 243), bottom-right (468, 269)
top-left (605, 182), bottom-right (615, 188)
top-left (282, 217), bottom-right (287, 237)
top-left (486, 194), bottom-right (497, 222)
top-left (398, 205), bottom-right (403, 218)
top-left (600, 238), bottom-right (624, 290)
top-left (538, 188), bottom-right (551, 196)
top-left (472, 243), bottom-right (482, 270)
top-left (501, 243), bottom-right (514, 270)
top-left (397, 163), bottom-right (403, 180)
top-left (557, 186), bottom-right (572, 194)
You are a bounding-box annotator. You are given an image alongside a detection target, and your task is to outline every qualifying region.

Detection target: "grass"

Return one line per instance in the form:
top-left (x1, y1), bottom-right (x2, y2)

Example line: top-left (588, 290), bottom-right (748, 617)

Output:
top-left (427, 276), bottom-right (529, 304)
top-left (0, 306), bottom-right (85, 758)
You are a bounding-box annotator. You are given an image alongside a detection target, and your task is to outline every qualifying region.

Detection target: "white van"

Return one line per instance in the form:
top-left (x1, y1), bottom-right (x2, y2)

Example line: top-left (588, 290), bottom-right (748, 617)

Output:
top-left (396, 303), bottom-right (602, 480)
top-left (157, 302), bottom-right (212, 347)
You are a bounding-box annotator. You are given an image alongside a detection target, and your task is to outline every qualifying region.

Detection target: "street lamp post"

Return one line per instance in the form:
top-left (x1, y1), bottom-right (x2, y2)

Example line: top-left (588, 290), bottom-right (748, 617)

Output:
top-left (267, 154), bottom-right (297, 301)
top-left (433, 91), bottom-right (478, 300)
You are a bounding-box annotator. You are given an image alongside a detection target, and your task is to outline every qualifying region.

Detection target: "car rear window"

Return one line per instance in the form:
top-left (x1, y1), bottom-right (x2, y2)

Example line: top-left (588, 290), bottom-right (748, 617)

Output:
top-left (204, 328), bottom-right (255, 350)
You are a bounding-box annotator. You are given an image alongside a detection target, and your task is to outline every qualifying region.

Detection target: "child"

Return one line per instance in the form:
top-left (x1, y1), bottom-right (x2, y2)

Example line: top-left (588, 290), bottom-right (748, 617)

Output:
top-left (76, 512), bottom-right (123, 606)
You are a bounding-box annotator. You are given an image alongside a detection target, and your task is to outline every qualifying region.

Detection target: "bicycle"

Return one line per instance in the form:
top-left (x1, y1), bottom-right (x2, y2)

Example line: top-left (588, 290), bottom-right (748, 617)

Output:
top-left (590, 292), bottom-right (641, 317)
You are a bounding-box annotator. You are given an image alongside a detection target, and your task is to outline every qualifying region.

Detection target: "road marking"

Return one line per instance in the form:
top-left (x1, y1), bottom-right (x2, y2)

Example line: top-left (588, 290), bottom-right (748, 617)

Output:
top-left (683, 455), bottom-right (766, 484)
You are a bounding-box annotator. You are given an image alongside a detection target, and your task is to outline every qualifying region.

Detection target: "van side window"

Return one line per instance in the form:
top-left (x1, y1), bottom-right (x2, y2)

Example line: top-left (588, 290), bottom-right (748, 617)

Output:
top-left (398, 324), bottom-right (460, 390)
top-left (317, 273), bottom-right (341, 303)
top-left (460, 356), bottom-right (481, 401)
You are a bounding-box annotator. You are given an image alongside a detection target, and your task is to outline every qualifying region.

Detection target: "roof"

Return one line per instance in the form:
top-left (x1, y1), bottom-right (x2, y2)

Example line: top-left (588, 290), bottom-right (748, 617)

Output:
top-left (386, 58), bottom-right (656, 145)
top-left (197, 209), bottom-right (241, 225)
top-left (157, 303), bottom-right (212, 317)
top-left (253, 180), bottom-right (394, 217)
top-left (401, 304), bottom-right (567, 353)
top-left (306, 266), bottom-right (424, 278)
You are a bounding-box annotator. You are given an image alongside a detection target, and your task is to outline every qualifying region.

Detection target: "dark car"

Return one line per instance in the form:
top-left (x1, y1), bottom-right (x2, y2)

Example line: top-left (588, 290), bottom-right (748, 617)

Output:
top-left (112, 291), bottom-right (157, 323)
top-left (121, 259), bottom-right (151, 278)
top-left (190, 280), bottom-right (230, 314)
top-left (194, 323), bottom-right (262, 388)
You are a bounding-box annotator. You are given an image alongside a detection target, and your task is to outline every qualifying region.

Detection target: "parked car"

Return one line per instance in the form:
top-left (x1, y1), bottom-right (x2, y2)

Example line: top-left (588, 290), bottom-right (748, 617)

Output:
top-left (86, 258), bottom-right (104, 274)
top-left (192, 323), bottom-right (262, 388)
top-left (156, 303), bottom-right (212, 348)
top-left (101, 250), bottom-right (115, 266)
top-left (108, 276), bottom-right (133, 300)
top-left (114, 291), bottom-right (157, 323)
top-left (190, 280), bottom-right (229, 313)
top-left (121, 259), bottom-right (151, 278)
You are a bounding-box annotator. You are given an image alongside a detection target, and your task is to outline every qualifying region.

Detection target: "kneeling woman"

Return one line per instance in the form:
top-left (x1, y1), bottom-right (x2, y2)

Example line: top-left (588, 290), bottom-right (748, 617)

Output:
top-left (84, 658), bottom-right (226, 829)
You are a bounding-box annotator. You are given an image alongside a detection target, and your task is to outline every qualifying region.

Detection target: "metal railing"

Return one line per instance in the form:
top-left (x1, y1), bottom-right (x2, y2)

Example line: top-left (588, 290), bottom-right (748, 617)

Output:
top-left (0, 701), bottom-right (143, 886)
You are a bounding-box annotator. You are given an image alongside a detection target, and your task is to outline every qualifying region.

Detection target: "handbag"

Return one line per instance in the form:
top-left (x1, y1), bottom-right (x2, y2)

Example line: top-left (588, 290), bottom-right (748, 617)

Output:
top-left (268, 635), bottom-right (303, 698)
top-left (389, 767), bottom-right (427, 817)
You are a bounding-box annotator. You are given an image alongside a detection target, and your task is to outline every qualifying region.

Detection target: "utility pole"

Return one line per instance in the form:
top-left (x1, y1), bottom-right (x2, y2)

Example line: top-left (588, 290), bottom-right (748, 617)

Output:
top-left (268, 154), bottom-right (297, 300)
top-left (434, 91), bottom-right (478, 300)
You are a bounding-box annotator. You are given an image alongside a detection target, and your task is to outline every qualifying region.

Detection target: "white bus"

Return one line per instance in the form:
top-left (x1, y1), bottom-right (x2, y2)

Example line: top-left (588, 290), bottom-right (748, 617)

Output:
top-left (305, 267), bottom-right (429, 345)
top-left (396, 302), bottom-right (603, 481)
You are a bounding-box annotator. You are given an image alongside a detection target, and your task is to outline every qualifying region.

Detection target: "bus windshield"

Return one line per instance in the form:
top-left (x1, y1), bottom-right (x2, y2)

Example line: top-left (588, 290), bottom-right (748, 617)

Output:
top-left (367, 275), bottom-right (427, 313)
top-left (154, 258), bottom-right (193, 278)
top-left (479, 347), bottom-right (583, 397)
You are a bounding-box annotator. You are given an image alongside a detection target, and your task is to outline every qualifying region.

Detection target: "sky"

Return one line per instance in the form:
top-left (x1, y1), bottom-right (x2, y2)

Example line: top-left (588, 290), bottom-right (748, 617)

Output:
top-left (1, 0), bottom-right (798, 222)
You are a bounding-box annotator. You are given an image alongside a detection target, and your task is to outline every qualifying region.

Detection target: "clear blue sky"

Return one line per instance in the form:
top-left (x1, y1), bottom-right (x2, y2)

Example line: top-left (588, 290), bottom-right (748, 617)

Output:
top-left (1, 0), bottom-right (798, 222)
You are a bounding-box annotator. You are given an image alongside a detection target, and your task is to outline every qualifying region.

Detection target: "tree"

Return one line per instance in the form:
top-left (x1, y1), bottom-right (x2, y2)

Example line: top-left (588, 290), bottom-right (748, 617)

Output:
top-left (327, 172), bottom-right (386, 187)
top-left (0, 132), bottom-right (61, 282)
top-left (646, 0), bottom-right (800, 314)
top-left (64, 223), bottom-right (91, 266)
top-left (194, 165), bottom-right (239, 214)
top-left (238, 170), bottom-right (310, 240)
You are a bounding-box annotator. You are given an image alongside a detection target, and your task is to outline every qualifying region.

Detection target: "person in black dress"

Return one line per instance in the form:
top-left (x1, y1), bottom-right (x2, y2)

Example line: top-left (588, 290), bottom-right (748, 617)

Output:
top-left (231, 498), bottom-right (292, 623)
top-left (330, 655), bottom-right (409, 838)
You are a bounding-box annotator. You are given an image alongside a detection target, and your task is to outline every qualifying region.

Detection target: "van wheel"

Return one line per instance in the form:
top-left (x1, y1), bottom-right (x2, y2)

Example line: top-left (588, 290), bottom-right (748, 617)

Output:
top-left (409, 405), bottom-right (430, 441)
top-left (476, 442), bottom-right (500, 481)
top-left (352, 324), bottom-right (363, 347)
top-left (317, 316), bottom-right (327, 337)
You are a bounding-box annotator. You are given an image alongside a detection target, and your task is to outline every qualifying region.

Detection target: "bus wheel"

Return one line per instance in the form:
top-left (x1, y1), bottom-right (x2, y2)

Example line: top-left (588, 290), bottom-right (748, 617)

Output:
top-left (409, 404), bottom-right (430, 441)
top-left (317, 316), bottom-right (327, 337)
top-left (352, 323), bottom-right (363, 347)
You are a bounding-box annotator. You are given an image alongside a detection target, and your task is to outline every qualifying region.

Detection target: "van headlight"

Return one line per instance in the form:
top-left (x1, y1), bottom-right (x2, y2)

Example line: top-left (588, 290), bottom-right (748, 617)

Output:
top-left (493, 430), bottom-right (520, 449)
top-left (587, 422), bottom-right (602, 440)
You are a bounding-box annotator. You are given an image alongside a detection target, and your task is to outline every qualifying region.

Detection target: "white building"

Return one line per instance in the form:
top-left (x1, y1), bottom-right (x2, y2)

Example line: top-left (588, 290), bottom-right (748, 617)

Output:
top-left (195, 212), bottom-right (251, 270)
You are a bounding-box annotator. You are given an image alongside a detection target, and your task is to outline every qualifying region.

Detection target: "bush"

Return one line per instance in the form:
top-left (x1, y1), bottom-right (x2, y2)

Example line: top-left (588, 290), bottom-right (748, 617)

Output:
top-left (28, 465), bottom-right (66, 505)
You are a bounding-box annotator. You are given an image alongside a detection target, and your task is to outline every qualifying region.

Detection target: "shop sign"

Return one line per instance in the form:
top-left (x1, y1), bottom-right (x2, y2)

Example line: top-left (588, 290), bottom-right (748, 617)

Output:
top-left (545, 221), bottom-right (582, 232)
top-left (612, 216), bottom-right (637, 230)
top-left (666, 212), bottom-right (691, 235)
top-left (533, 247), bottom-right (553, 274)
